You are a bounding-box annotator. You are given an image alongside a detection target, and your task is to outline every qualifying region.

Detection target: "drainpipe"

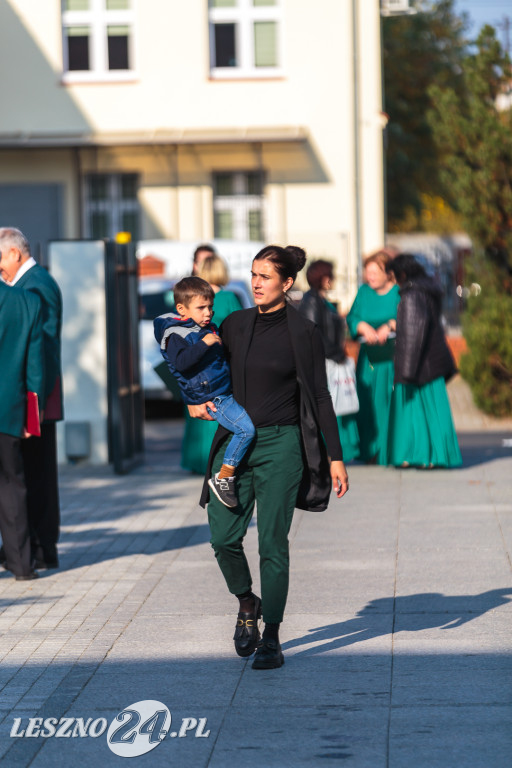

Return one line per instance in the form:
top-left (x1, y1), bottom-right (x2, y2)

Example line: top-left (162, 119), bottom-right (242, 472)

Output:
top-left (351, 0), bottom-right (362, 286)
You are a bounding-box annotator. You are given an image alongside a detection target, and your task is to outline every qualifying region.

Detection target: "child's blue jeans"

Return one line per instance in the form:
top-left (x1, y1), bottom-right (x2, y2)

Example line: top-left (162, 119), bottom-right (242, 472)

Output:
top-left (206, 395), bottom-right (255, 468)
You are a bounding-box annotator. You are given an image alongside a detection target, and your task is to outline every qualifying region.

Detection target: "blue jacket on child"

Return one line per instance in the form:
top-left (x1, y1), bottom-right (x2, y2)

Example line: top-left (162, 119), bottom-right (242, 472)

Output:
top-left (153, 313), bottom-right (232, 405)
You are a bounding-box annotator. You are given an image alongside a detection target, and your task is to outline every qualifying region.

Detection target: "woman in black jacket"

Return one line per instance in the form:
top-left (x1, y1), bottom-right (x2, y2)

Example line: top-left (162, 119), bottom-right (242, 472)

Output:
top-left (189, 245), bottom-right (349, 670)
top-left (299, 259), bottom-right (360, 461)
top-left (387, 254), bottom-right (462, 468)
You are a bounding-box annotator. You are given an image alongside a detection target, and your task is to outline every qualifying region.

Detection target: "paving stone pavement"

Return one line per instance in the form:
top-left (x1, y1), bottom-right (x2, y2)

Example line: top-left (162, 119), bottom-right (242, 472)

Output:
top-left (0, 416), bottom-right (511, 768)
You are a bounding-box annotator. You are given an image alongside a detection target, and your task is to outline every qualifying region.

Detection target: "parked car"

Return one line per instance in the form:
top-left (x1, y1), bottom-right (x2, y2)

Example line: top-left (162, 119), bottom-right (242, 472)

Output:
top-left (139, 276), bottom-right (253, 400)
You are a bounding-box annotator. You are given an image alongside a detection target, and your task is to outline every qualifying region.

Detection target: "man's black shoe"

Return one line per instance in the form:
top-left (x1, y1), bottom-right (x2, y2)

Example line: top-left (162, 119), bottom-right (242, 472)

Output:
top-left (32, 545), bottom-right (58, 570)
top-left (251, 638), bottom-right (284, 669)
top-left (15, 571), bottom-right (39, 582)
top-left (33, 558), bottom-right (59, 570)
top-left (208, 473), bottom-right (238, 508)
top-left (234, 595), bottom-right (262, 657)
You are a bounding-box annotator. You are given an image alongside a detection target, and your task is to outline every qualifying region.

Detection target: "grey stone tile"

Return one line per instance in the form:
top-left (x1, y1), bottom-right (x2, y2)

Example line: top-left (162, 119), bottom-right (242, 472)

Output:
top-left (388, 706), bottom-right (512, 768)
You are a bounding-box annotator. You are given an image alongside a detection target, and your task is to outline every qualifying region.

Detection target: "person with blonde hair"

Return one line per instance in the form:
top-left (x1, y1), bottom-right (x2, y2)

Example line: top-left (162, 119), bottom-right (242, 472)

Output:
top-left (346, 250), bottom-right (400, 464)
top-left (197, 253), bottom-right (243, 321)
top-left (180, 253), bottom-right (243, 474)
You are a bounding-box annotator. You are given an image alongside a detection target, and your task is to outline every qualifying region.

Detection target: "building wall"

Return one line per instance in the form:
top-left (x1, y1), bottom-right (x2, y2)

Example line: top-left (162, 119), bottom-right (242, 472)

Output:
top-left (1, 0), bottom-right (385, 308)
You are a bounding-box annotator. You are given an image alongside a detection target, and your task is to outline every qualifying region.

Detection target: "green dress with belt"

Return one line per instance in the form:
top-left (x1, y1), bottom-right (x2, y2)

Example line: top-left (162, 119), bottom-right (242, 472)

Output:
top-left (181, 289), bottom-right (243, 474)
top-left (346, 283), bottom-right (400, 464)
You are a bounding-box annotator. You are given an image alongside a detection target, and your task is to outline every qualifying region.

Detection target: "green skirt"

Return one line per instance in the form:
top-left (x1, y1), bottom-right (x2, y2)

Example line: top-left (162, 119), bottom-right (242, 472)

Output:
top-left (181, 410), bottom-right (218, 474)
top-left (337, 413), bottom-right (360, 462)
top-left (355, 344), bottom-right (395, 465)
top-left (388, 377), bottom-right (462, 468)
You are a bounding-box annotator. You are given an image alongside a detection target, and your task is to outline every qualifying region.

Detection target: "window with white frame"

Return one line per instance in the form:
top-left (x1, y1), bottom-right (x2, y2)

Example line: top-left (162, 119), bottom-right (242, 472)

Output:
top-left (213, 172), bottom-right (265, 241)
top-left (209, 0), bottom-right (282, 79)
top-left (62, 0), bottom-right (135, 81)
top-left (84, 173), bottom-right (140, 242)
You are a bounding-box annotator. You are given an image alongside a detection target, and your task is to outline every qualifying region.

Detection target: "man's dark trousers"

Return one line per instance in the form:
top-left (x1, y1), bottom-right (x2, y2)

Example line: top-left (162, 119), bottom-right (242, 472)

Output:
top-left (0, 434), bottom-right (32, 577)
top-left (208, 425), bottom-right (303, 624)
top-left (21, 423), bottom-right (60, 565)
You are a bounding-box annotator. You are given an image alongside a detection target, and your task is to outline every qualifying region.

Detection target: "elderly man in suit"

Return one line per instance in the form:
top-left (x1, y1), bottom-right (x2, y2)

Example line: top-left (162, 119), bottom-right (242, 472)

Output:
top-left (0, 228), bottom-right (63, 570)
top-left (0, 256), bottom-right (44, 580)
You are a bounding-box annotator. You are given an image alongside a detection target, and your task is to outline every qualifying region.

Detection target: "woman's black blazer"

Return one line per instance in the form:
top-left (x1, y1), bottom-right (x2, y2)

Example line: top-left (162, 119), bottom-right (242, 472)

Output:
top-left (199, 304), bottom-right (343, 512)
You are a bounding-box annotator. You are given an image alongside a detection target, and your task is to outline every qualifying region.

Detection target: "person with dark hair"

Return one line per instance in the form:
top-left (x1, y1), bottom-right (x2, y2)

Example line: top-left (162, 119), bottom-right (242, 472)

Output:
top-left (154, 276), bottom-right (255, 508)
top-left (181, 254), bottom-right (244, 475)
top-left (192, 243), bottom-right (216, 275)
top-left (299, 259), bottom-right (359, 461)
top-left (346, 250), bottom-right (400, 464)
top-left (188, 245), bottom-right (349, 670)
top-left (387, 254), bottom-right (462, 468)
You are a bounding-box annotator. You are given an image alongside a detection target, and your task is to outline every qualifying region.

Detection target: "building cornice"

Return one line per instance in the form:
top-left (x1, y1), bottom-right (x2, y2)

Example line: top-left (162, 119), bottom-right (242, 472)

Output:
top-left (0, 126), bottom-right (308, 149)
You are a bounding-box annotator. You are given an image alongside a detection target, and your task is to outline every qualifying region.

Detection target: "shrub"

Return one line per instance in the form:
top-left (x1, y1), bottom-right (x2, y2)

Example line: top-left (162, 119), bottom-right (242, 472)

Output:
top-left (460, 280), bottom-right (512, 417)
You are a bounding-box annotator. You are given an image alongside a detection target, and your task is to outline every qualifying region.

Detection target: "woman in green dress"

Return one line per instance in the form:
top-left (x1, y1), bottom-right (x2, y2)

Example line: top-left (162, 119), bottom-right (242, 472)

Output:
top-left (387, 254), bottom-right (462, 468)
top-left (180, 254), bottom-right (243, 474)
top-left (299, 259), bottom-right (360, 461)
top-left (346, 251), bottom-right (400, 464)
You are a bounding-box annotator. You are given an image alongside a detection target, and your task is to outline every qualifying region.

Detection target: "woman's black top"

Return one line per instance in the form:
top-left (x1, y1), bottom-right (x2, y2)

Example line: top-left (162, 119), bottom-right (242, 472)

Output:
top-left (244, 305), bottom-right (299, 427)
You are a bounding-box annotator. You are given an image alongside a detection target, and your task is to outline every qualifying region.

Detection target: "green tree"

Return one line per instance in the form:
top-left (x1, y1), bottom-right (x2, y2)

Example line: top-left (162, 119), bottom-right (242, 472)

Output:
top-left (383, 0), bottom-right (468, 229)
top-left (428, 27), bottom-right (512, 415)
top-left (428, 26), bottom-right (512, 273)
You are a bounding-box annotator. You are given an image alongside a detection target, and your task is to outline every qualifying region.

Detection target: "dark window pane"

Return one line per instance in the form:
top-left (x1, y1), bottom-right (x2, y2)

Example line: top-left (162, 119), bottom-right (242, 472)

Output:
top-left (214, 211), bottom-right (233, 239)
top-left (90, 212), bottom-right (109, 239)
top-left (215, 173), bottom-right (234, 196)
top-left (248, 210), bottom-right (263, 241)
top-left (108, 27), bottom-right (129, 70)
top-left (214, 23), bottom-right (236, 67)
top-left (65, 1), bottom-right (89, 10)
top-left (140, 291), bottom-right (174, 321)
top-left (122, 212), bottom-right (138, 242)
top-left (247, 172), bottom-right (263, 195)
top-left (88, 175), bottom-right (109, 201)
top-left (67, 33), bottom-right (90, 71)
top-left (121, 174), bottom-right (137, 200)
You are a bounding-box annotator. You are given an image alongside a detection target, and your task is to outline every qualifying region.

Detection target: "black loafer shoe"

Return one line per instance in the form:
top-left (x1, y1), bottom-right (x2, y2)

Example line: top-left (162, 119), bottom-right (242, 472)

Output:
top-left (15, 571), bottom-right (39, 582)
top-left (234, 595), bottom-right (262, 657)
top-left (251, 638), bottom-right (284, 669)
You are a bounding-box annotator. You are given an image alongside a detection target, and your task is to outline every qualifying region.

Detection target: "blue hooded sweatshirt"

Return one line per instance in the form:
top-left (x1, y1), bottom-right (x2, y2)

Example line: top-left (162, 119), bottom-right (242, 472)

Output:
top-left (153, 313), bottom-right (232, 405)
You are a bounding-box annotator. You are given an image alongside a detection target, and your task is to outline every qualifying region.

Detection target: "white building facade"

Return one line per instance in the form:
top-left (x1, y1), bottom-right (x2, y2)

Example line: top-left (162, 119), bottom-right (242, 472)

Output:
top-left (0, 0), bottom-right (385, 307)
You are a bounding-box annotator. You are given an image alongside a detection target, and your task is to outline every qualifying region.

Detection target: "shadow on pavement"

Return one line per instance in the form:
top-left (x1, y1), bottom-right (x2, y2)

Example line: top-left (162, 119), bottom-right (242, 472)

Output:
top-left (457, 431), bottom-right (512, 468)
top-left (1, 649), bottom-right (510, 766)
top-left (282, 588), bottom-right (512, 656)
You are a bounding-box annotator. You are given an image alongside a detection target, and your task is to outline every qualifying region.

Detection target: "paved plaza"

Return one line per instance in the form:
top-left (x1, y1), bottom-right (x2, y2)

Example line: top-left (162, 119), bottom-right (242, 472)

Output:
top-left (0, 378), bottom-right (511, 767)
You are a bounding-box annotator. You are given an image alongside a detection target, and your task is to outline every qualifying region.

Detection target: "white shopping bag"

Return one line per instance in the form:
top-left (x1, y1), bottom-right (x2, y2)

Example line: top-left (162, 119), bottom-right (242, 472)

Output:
top-left (326, 357), bottom-right (359, 416)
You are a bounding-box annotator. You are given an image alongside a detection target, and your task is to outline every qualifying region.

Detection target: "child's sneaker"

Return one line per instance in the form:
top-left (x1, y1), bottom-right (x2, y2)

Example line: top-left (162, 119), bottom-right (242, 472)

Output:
top-left (208, 473), bottom-right (238, 508)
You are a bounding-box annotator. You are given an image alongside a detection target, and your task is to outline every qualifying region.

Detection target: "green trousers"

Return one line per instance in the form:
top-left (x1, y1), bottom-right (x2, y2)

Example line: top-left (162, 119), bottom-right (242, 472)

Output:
top-left (208, 425), bottom-right (303, 624)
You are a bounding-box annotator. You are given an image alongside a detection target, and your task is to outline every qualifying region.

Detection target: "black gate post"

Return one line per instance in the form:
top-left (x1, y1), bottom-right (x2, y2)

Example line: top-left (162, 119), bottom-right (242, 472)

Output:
top-left (105, 239), bottom-right (144, 474)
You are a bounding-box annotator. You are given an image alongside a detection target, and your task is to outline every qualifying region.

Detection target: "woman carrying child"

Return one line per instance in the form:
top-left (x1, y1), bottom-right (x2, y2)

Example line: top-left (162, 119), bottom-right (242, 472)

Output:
top-left (189, 245), bottom-right (349, 670)
top-left (154, 277), bottom-right (255, 508)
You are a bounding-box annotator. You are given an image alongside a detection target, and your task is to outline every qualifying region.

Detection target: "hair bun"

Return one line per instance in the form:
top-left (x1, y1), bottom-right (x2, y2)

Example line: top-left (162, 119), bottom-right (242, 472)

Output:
top-left (285, 245), bottom-right (306, 273)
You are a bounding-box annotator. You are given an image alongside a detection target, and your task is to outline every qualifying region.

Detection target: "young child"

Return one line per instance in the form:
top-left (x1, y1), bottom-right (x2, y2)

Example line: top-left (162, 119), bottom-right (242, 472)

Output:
top-left (153, 276), bottom-right (255, 508)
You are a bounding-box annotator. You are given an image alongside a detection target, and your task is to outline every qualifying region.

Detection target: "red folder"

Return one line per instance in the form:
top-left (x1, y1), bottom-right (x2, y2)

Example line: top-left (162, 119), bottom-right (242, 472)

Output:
top-left (25, 392), bottom-right (41, 437)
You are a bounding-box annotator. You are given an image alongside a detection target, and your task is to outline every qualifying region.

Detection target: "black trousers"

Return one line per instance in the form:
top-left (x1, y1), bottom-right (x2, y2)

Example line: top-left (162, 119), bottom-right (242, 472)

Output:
top-left (21, 422), bottom-right (60, 562)
top-left (0, 433), bottom-right (32, 577)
